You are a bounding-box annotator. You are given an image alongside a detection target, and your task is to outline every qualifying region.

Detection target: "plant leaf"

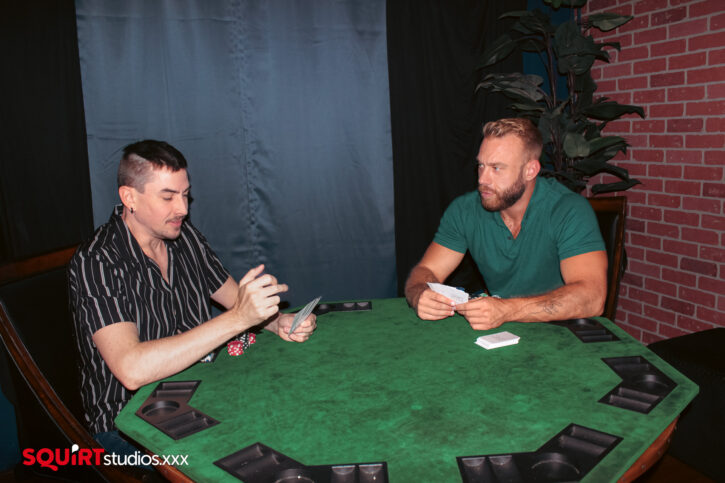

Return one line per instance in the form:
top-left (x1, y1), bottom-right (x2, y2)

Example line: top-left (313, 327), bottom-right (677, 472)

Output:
top-left (543, 0), bottom-right (587, 7)
top-left (563, 132), bottom-right (590, 158)
top-left (512, 9), bottom-right (555, 36)
top-left (555, 23), bottom-right (600, 75)
top-left (479, 34), bottom-right (517, 68)
top-left (587, 136), bottom-right (627, 155)
top-left (583, 101), bottom-right (645, 120)
top-left (587, 13), bottom-right (633, 32)
top-left (592, 178), bottom-right (641, 194)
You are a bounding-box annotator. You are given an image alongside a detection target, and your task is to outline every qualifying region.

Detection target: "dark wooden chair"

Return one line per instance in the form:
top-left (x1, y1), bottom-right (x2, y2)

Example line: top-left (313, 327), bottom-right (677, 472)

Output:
top-left (588, 196), bottom-right (627, 320)
top-left (0, 247), bottom-right (150, 482)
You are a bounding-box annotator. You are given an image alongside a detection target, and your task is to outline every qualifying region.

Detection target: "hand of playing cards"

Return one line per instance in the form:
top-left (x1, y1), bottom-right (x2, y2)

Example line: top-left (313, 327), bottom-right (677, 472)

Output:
top-left (289, 296), bottom-right (321, 335)
top-left (427, 282), bottom-right (469, 304)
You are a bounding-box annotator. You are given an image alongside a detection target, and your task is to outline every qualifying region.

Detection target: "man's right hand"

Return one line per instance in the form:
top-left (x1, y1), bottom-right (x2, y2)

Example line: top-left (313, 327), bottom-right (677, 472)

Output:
top-left (232, 264), bottom-right (288, 327)
top-left (413, 288), bottom-right (455, 320)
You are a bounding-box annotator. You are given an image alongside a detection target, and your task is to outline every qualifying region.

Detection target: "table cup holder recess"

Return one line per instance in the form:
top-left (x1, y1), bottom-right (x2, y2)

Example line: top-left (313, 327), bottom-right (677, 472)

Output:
top-left (457, 424), bottom-right (621, 483)
top-left (528, 452), bottom-right (581, 481)
top-left (135, 380), bottom-right (219, 440)
top-left (308, 462), bottom-right (389, 483)
top-left (599, 356), bottom-right (676, 414)
top-left (214, 443), bottom-right (304, 483)
top-left (551, 318), bottom-right (620, 343)
top-left (313, 301), bottom-right (373, 316)
top-left (273, 468), bottom-right (315, 483)
top-left (214, 442), bottom-right (389, 483)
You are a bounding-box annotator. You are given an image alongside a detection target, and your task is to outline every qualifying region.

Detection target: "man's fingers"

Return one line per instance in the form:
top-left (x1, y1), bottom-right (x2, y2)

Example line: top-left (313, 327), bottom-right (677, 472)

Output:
top-left (239, 264), bottom-right (265, 286)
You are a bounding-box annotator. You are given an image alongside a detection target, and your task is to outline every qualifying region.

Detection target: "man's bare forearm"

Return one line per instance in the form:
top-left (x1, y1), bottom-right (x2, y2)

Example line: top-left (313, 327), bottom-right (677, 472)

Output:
top-left (501, 281), bottom-right (604, 323)
top-left (104, 310), bottom-right (254, 390)
top-left (404, 266), bottom-right (439, 308)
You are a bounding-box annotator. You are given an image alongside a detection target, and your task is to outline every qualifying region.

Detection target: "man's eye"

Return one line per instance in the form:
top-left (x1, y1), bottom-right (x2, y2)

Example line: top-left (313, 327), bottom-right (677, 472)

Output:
top-left (163, 197), bottom-right (172, 201)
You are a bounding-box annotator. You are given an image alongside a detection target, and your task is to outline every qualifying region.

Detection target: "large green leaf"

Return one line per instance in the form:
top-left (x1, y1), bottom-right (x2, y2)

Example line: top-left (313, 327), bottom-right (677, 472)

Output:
top-left (511, 9), bottom-right (555, 36)
top-left (563, 132), bottom-right (590, 158)
top-left (591, 178), bottom-right (641, 194)
top-left (479, 34), bottom-right (517, 68)
top-left (583, 101), bottom-right (645, 120)
top-left (587, 136), bottom-right (627, 155)
top-left (555, 23), bottom-right (600, 75)
top-left (543, 0), bottom-right (586, 7)
top-left (477, 73), bottom-right (545, 103)
top-left (587, 13), bottom-right (633, 32)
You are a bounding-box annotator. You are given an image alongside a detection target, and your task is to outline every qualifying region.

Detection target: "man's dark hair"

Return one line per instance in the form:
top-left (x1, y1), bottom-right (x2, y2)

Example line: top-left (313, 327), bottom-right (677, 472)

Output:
top-left (117, 140), bottom-right (188, 191)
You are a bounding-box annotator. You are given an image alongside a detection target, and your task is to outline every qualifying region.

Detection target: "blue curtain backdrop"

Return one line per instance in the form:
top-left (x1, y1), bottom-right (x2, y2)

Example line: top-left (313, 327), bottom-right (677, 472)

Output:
top-left (75, 0), bottom-right (396, 306)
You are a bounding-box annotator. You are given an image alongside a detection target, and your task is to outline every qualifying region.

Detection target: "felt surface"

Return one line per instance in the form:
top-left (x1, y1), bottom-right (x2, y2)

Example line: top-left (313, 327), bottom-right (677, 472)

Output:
top-left (116, 298), bottom-right (698, 482)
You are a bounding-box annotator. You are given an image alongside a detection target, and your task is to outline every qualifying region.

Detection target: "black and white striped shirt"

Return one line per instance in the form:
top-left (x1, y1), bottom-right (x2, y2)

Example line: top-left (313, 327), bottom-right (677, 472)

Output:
top-left (68, 205), bottom-right (230, 434)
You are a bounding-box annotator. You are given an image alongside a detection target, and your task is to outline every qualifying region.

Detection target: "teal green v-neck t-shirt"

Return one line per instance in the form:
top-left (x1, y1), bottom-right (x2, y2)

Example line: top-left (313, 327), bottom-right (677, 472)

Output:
top-left (433, 178), bottom-right (605, 298)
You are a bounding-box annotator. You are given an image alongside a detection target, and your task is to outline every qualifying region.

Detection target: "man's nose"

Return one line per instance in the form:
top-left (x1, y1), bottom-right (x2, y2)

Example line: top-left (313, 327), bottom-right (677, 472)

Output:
top-left (176, 195), bottom-right (188, 216)
top-left (478, 166), bottom-right (491, 186)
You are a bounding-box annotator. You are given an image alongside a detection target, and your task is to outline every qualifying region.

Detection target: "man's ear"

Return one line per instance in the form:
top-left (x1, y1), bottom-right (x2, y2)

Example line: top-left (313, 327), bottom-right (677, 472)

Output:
top-left (118, 185), bottom-right (136, 212)
top-left (525, 159), bottom-right (541, 181)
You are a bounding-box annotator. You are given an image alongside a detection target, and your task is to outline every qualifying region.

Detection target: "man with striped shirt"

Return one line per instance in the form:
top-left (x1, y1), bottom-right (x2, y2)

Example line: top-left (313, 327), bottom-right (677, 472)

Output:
top-left (69, 140), bottom-right (316, 456)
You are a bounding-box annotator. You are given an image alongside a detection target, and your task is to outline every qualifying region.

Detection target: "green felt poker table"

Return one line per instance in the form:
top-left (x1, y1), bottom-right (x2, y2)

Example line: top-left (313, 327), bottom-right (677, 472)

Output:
top-left (115, 298), bottom-right (698, 482)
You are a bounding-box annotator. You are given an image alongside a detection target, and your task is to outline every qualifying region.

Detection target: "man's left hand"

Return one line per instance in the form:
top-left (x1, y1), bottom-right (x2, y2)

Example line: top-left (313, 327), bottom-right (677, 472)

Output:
top-left (455, 297), bottom-right (508, 330)
top-left (270, 313), bottom-right (316, 342)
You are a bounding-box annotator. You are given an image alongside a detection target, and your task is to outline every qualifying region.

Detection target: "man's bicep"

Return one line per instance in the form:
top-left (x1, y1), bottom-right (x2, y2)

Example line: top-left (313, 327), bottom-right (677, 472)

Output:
top-left (560, 251), bottom-right (607, 287)
top-left (92, 322), bottom-right (140, 375)
top-left (211, 276), bottom-right (238, 310)
top-left (418, 242), bottom-right (466, 282)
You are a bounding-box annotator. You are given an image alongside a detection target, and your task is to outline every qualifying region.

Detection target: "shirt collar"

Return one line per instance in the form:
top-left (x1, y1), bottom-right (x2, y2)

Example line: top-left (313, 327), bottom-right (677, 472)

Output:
top-left (108, 204), bottom-right (152, 266)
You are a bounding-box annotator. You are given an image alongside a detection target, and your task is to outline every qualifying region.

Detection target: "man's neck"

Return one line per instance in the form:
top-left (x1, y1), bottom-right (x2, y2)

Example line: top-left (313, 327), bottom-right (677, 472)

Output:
top-left (499, 178), bottom-right (537, 238)
top-left (121, 210), bottom-right (166, 260)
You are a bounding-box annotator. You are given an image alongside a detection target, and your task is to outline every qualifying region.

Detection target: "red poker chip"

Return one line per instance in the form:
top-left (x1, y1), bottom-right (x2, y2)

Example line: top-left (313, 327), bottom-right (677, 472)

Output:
top-left (249, 333), bottom-right (256, 344)
top-left (227, 341), bottom-right (244, 356)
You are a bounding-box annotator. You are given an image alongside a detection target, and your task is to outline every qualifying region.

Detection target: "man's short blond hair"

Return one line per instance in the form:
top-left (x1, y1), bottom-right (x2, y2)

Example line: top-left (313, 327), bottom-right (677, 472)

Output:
top-left (482, 118), bottom-right (543, 160)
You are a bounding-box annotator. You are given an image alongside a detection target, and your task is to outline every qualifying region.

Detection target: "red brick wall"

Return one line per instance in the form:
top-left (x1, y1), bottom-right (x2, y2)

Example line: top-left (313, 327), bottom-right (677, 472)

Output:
top-left (584, 0), bottom-right (725, 343)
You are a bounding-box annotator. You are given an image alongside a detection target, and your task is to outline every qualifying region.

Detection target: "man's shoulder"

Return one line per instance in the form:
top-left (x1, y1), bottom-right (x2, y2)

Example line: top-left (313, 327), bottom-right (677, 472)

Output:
top-left (447, 190), bottom-right (482, 212)
top-left (71, 221), bottom-right (126, 271)
top-left (536, 178), bottom-right (592, 214)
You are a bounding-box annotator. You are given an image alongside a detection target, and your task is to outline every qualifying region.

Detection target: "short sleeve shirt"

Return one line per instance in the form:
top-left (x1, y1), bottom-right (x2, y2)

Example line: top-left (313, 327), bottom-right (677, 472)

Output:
top-left (68, 205), bottom-right (230, 434)
top-left (434, 178), bottom-right (605, 298)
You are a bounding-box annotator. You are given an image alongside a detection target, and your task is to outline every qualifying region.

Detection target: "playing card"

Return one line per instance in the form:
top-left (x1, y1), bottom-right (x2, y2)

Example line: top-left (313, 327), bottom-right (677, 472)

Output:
top-left (427, 282), bottom-right (469, 304)
top-left (289, 296), bottom-right (321, 335)
top-left (475, 331), bottom-right (520, 350)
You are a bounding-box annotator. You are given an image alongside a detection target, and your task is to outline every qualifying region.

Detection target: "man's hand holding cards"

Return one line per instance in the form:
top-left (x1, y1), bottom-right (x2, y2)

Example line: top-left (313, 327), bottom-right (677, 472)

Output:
top-left (413, 282), bottom-right (470, 320)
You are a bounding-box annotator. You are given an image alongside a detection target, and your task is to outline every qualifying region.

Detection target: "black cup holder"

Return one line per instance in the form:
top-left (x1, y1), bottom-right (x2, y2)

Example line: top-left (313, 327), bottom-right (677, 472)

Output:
top-left (529, 451), bottom-right (581, 481)
top-left (135, 380), bottom-right (218, 440)
top-left (458, 424), bottom-right (620, 482)
top-left (600, 356), bottom-right (676, 413)
top-left (315, 303), bottom-right (331, 315)
top-left (215, 442), bottom-right (389, 483)
top-left (272, 468), bottom-right (314, 483)
top-left (631, 373), bottom-right (672, 394)
top-left (551, 318), bottom-right (620, 343)
top-left (140, 400), bottom-right (180, 418)
top-left (313, 301), bottom-right (373, 315)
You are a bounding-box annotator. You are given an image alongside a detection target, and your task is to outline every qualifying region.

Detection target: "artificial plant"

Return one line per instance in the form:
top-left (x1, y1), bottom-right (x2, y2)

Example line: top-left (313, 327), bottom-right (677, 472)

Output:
top-left (477, 0), bottom-right (644, 194)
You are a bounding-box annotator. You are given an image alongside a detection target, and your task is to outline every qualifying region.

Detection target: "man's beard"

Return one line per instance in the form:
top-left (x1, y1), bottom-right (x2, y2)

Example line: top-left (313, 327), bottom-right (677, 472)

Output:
top-left (479, 171), bottom-right (527, 212)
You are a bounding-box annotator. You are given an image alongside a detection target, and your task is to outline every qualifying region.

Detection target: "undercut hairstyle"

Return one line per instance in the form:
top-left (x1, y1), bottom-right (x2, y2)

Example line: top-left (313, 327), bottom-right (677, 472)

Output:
top-left (482, 118), bottom-right (543, 160)
top-left (117, 140), bottom-right (188, 191)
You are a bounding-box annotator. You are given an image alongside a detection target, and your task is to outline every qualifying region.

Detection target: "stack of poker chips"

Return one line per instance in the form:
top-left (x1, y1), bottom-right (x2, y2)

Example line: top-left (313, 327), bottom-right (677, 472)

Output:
top-left (226, 331), bottom-right (256, 357)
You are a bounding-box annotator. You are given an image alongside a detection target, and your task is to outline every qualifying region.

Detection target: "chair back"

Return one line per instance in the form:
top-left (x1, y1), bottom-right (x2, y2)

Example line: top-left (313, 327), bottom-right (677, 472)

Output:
top-left (588, 196), bottom-right (627, 320)
top-left (0, 247), bottom-right (141, 482)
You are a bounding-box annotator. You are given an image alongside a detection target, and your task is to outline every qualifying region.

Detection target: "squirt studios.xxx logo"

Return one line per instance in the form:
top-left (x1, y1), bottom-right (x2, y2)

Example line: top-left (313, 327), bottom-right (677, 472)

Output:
top-left (22, 443), bottom-right (189, 470)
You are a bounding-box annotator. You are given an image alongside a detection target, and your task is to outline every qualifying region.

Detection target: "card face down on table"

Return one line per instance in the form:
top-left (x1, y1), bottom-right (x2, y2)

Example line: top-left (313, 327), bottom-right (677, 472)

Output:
top-left (475, 331), bottom-right (520, 349)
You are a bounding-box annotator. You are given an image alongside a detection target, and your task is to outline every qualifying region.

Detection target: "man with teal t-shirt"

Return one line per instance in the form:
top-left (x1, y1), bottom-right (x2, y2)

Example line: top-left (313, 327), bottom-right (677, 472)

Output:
top-left (405, 118), bottom-right (607, 330)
